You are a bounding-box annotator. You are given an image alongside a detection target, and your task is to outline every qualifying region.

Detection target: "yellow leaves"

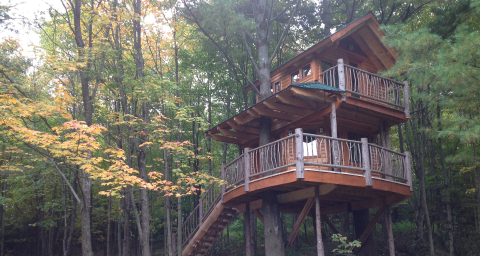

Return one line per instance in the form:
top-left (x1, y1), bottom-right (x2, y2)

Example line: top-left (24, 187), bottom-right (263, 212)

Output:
top-left (466, 188), bottom-right (476, 194)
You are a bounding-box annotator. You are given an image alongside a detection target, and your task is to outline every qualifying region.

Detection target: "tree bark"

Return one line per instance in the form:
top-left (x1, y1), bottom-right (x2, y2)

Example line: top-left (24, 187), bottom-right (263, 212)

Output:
top-left (262, 191), bottom-right (284, 256)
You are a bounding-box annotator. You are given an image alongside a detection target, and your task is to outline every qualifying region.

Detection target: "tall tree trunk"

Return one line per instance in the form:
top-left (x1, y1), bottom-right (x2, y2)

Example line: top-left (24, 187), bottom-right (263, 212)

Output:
top-left (133, 0), bottom-right (151, 254)
top-left (0, 177), bottom-right (5, 256)
top-left (437, 104), bottom-right (454, 256)
top-left (123, 187), bottom-right (131, 256)
top-left (261, 191), bottom-right (284, 256)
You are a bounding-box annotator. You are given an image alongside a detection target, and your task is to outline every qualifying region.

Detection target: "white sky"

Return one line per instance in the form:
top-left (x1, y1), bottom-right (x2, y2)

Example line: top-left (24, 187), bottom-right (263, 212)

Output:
top-left (2, 0), bottom-right (64, 57)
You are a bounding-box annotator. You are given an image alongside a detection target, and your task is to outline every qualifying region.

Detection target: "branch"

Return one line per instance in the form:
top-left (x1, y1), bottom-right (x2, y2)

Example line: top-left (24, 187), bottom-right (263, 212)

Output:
top-left (242, 31), bottom-right (260, 75)
top-left (47, 157), bottom-right (83, 205)
top-left (181, 0), bottom-right (260, 95)
top-left (269, 0), bottom-right (301, 65)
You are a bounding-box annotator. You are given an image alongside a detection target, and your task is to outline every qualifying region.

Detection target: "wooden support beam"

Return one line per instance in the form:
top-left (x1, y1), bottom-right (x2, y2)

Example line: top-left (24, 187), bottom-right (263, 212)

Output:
top-left (263, 101), bottom-right (312, 116)
top-left (352, 206), bottom-right (384, 252)
top-left (384, 204), bottom-right (395, 256)
top-left (276, 94), bottom-right (314, 110)
top-left (247, 109), bottom-right (260, 119)
top-left (245, 203), bottom-right (251, 256)
top-left (209, 134), bottom-right (241, 144)
top-left (277, 184), bottom-right (337, 204)
top-left (350, 33), bottom-right (384, 70)
top-left (253, 107), bottom-right (294, 121)
top-left (218, 127), bottom-right (256, 141)
top-left (291, 87), bottom-right (337, 103)
top-left (315, 186), bottom-right (325, 256)
top-left (233, 114), bottom-right (255, 125)
top-left (358, 26), bottom-right (395, 69)
top-left (322, 215), bottom-right (342, 235)
top-left (227, 120), bottom-right (259, 135)
top-left (252, 209), bottom-right (264, 225)
top-left (286, 197), bottom-right (315, 249)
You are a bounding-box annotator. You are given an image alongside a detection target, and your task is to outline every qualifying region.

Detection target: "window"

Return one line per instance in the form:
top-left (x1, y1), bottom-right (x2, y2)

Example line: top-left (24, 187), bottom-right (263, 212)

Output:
top-left (274, 81), bottom-right (281, 93)
top-left (291, 71), bottom-right (300, 84)
top-left (302, 64), bottom-right (311, 78)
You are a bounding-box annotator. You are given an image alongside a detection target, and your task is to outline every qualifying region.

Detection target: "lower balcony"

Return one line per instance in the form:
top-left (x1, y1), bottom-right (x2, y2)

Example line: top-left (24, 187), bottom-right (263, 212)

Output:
top-left (223, 129), bottom-right (413, 192)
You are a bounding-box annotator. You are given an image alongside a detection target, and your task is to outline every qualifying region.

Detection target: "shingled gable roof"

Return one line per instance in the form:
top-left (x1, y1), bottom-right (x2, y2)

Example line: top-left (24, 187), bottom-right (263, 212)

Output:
top-left (245, 12), bottom-right (397, 92)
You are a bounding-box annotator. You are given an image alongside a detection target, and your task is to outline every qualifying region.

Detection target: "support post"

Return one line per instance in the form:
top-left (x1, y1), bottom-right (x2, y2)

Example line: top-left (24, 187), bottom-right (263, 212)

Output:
top-left (403, 81), bottom-right (410, 118)
top-left (405, 151), bottom-right (413, 191)
top-left (244, 148), bottom-right (250, 192)
top-left (361, 138), bottom-right (373, 186)
top-left (221, 164), bottom-right (226, 202)
top-left (337, 59), bottom-right (345, 91)
top-left (245, 203), bottom-right (252, 256)
top-left (384, 204), bottom-right (395, 256)
top-left (295, 128), bottom-right (304, 179)
top-left (331, 103), bottom-right (340, 171)
top-left (199, 198), bottom-right (203, 226)
top-left (315, 187), bottom-right (325, 256)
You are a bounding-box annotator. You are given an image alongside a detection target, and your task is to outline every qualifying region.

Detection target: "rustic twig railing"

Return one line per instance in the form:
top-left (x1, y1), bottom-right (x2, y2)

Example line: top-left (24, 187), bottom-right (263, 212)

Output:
top-left (175, 129), bottom-right (412, 253)
top-left (368, 144), bottom-right (409, 183)
top-left (320, 59), bottom-right (409, 115)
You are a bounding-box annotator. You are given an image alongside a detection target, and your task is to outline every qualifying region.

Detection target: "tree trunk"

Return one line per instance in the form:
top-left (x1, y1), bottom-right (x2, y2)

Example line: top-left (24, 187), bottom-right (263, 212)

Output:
top-left (437, 104), bottom-right (454, 256)
top-left (353, 209), bottom-right (373, 256)
top-left (262, 191), bottom-right (284, 256)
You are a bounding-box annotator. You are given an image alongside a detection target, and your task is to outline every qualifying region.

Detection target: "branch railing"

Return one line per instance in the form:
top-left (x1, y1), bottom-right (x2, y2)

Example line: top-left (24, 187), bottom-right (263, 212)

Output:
top-left (368, 144), bottom-right (409, 184)
top-left (320, 59), bottom-right (410, 116)
top-left (175, 129), bottom-right (413, 252)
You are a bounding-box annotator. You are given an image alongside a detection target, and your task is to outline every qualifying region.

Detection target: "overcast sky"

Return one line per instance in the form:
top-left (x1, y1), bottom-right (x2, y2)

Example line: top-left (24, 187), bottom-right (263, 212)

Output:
top-left (2, 0), bottom-right (64, 57)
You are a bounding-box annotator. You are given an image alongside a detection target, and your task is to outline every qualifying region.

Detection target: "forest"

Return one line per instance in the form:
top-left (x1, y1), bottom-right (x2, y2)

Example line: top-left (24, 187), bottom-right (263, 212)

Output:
top-left (0, 0), bottom-right (479, 255)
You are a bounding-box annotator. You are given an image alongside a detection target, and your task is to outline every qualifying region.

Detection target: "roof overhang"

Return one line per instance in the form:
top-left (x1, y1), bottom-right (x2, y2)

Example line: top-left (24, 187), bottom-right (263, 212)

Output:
top-left (206, 82), bottom-right (344, 147)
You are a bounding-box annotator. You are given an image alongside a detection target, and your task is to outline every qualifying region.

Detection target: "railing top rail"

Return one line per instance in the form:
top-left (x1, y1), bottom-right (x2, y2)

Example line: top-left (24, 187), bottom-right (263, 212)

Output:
top-left (303, 133), bottom-right (363, 144)
top-left (368, 143), bottom-right (406, 156)
top-left (249, 134), bottom-right (295, 152)
top-left (224, 153), bottom-right (244, 168)
top-left (181, 204), bottom-right (200, 229)
top-left (321, 65), bottom-right (338, 73)
top-left (344, 64), bottom-right (404, 85)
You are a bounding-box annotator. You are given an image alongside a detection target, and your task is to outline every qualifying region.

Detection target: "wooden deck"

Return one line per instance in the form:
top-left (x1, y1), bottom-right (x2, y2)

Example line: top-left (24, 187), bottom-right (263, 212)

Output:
top-left (176, 132), bottom-right (412, 256)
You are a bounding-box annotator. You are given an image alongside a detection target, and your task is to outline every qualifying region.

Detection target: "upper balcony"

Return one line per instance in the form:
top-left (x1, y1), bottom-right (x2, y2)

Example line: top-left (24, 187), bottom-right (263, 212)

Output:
top-left (320, 59), bottom-right (409, 115)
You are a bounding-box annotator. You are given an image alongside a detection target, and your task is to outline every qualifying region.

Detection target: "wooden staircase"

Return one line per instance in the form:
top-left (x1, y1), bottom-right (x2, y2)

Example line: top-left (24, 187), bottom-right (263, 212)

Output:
top-left (174, 170), bottom-right (239, 256)
top-left (187, 206), bottom-right (238, 256)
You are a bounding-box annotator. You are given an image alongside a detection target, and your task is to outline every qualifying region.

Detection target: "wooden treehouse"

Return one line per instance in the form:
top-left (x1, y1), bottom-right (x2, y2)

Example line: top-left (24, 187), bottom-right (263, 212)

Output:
top-left (176, 13), bottom-right (412, 256)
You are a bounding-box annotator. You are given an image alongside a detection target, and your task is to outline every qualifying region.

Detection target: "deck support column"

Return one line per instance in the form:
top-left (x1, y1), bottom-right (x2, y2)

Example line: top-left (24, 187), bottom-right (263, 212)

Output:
top-left (315, 186), bottom-right (325, 256)
top-left (331, 102), bottom-right (340, 171)
top-left (403, 81), bottom-right (410, 118)
top-left (244, 148), bottom-right (250, 192)
top-left (295, 128), bottom-right (304, 179)
top-left (245, 203), bottom-right (252, 256)
top-left (361, 138), bottom-right (373, 186)
top-left (221, 164), bottom-right (226, 202)
top-left (337, 59), bottom-right (345, 91)
top-left (384, 204), bottom-right (395, 256)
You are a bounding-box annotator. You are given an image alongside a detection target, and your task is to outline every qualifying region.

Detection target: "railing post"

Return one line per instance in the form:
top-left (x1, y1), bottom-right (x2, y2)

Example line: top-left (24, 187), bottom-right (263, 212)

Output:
top-left (295, 128), bottom-right (304, 179)
top-left (403, 81), bottom-right (410, 118)
top-left (361, 138), bottom-right (373, 187)
top-left (221, 164), bottom-right (226, 203)
top-left (244, 148), bottom-right (250, 192)
top-left (337, 59), bottom-right (345, 91)
top-left (405, 151), bottom-right (413, 191)
top-left (199, 198), bottom-right (204, 226)
top-left (331, 102), bottom-right (340, 171)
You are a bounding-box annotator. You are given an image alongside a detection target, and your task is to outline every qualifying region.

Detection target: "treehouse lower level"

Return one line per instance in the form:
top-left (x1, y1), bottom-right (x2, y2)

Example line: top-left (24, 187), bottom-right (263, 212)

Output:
top-left (176, 131), bottom-right (412, 256)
